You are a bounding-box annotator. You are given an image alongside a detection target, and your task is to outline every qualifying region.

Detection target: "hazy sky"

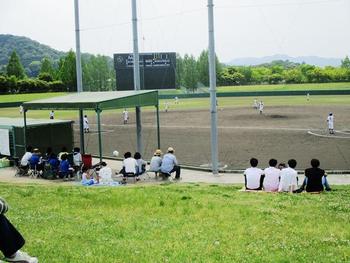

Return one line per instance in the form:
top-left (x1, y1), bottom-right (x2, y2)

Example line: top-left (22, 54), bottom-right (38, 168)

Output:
top-left (1, 0), bottom-right (350, 61)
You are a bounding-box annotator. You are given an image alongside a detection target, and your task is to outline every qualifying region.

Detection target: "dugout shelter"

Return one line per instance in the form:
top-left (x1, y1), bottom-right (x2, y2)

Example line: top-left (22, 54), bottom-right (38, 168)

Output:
top-left (0, 117), bottom-right (73, 158)
top-left (22, 90), bottom-right (160, 162)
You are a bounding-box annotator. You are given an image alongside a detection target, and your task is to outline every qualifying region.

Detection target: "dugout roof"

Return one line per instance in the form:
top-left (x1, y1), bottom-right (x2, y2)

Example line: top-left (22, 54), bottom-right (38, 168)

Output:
top-left (22, 90), bottom-right (159, 110)
top-left (0, 117), bottom-right (73, 128)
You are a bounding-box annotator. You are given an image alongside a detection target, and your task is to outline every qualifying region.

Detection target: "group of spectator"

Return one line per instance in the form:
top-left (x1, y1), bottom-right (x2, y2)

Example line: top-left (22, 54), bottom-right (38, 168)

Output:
top-left (244, 158), bottom-right (331, 193)
top-left (118, 147), bottom-right (181, 181)
top-left (19, 146), bottom-right (83, 180)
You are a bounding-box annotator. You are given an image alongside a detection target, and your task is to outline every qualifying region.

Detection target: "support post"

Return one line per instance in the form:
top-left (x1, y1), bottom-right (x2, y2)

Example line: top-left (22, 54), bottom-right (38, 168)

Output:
top-left (74, 0), bottom-right (85, 154)
top-left (96, 108), bottom-right (103, 163)
top-left (208, 0), bottom-right (219, 175)
top-left (156, 105), bottom-right (160, 149)
top-left (23, 109), bottom-right (27, 151)
top-left (79, 109), bottom-right (85, 154)
top-left (131, 0), bottom-right (143, 154)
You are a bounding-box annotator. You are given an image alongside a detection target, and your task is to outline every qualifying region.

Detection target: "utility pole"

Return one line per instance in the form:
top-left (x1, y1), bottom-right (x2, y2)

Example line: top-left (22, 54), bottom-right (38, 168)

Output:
top-left (132, 0), bottom-right (143, 154)
top-left (74, 0), bottom-right (85, 154)
top-left (207, 0), bottom-right (219, 175)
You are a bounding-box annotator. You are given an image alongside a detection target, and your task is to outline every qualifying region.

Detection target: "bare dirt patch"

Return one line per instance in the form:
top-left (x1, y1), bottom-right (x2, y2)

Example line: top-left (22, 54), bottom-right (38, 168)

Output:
top-left (75, 105), bottom-right (350, 170)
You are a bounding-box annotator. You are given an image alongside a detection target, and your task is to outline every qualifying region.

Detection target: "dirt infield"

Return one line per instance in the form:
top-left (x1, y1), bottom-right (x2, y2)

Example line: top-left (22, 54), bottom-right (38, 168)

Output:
top-left (75, 104), bottom-right (350, 170)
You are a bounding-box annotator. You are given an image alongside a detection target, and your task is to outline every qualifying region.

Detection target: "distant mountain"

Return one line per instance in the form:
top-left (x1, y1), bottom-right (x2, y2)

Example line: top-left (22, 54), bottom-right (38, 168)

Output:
top-left (0, 34), bottom-right (65, 76)
top-left (227, 54), bottom-right (342, 67)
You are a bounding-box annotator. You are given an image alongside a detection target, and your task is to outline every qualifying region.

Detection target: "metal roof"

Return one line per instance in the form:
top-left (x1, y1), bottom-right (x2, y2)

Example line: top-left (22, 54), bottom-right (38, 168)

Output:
top-left (0, 117), bottom-right (73, 128)
top-left (22, 90), bottom-right (159, 110)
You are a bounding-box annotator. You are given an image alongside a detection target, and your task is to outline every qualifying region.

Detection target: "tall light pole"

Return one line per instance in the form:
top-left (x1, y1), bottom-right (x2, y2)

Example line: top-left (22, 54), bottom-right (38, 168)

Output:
top-left (208, 0), bottom-right (219, 175)
top-left (132, 0), bottom-right (143, 154)
top-left (74, 0), bottom-right (85, 153)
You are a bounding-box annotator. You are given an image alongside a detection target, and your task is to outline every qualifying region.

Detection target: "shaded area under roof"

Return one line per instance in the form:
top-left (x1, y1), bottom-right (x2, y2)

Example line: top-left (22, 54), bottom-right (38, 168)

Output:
top-left (22, 90), bottom-right (159, 110)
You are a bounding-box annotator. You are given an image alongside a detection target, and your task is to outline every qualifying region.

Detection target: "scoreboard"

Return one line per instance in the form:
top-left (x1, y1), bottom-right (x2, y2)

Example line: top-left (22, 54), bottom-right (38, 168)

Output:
top-left (114, 52), bottom-right (176, 90)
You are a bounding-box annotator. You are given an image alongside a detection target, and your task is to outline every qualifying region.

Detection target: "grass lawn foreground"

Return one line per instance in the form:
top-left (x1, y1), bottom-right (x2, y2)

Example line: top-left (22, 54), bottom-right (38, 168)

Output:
top-left (1, 183), bottom-right (349, 262)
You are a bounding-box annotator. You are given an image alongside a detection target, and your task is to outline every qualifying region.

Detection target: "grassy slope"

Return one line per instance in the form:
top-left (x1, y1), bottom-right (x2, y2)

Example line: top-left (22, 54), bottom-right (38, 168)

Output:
top-left (1, 183), bottom-right (349, 262)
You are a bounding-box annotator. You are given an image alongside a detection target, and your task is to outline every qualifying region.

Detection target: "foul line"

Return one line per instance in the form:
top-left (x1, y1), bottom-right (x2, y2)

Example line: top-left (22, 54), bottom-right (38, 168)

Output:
top-left (307, 131), bottom-right (350, 139)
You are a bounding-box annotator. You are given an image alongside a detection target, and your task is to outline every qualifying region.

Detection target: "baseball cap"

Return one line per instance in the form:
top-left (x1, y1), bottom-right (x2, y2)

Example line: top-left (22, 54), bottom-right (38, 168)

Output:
top-left (154, 149), bottom-right (162, 155)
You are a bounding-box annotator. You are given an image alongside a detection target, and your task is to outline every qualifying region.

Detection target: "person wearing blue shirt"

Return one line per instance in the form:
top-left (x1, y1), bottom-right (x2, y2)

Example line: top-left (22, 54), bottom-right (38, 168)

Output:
top-left (59, 154), bottom-right (72, 180)
top-left (28, 148), bottom-right (43, 172)
top-left (160, 147), bottom-right (181, 180)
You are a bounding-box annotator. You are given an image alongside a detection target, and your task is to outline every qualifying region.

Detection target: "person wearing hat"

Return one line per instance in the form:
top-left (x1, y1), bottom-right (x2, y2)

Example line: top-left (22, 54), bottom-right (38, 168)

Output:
top-left (160, 147), bottom-right (181, 180)
top-left (149, 149), bottom-right (163, 176)
top-left (327, 112), bottom-right (334, 135)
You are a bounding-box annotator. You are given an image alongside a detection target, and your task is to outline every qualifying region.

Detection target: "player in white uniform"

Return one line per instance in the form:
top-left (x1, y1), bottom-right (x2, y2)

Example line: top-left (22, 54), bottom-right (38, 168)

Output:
top-left (306, 93), bottom-right (310, 101)
top-left (122, 109), bottom-right (129, 124)
top-left (259, 101), bottom-right (264, 114)
top-left (83, 115), bottom-right (89, 133)
top-left (49, 110), bottom-right (55, 120)
top-left (327, 112), bottom-right (334, 134)
top-left (253, 98), bottom-right (258, 109)
top-left (164, 102), bottom-right (169, 112)
top-left (174, 96), bottom-right (179, 104)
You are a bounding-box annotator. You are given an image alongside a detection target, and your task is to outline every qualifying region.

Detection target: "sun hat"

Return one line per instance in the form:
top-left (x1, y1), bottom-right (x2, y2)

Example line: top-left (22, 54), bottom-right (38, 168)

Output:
top-left (167, 147), bottom-right (174, 152)
top-left (154, 149), bottom-right (162, 155)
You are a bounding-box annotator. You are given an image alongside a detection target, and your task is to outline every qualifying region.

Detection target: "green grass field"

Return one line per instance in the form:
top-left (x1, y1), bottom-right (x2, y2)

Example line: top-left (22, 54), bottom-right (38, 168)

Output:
top-left (0, 92), bottom-right (66, 103)
top-left (217, 82), bottom-right (350, 93)
top-left (1, 183), bottom-right (349, 262)
top-left (0, 95), bottom-right (349, 120)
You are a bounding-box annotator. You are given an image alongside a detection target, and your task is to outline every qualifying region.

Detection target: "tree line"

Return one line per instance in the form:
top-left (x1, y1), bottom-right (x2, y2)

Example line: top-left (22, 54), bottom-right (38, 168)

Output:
top-left (0, 50), bottom-right (116, 94)
top-left (176, 51), bottom-right (350, 91)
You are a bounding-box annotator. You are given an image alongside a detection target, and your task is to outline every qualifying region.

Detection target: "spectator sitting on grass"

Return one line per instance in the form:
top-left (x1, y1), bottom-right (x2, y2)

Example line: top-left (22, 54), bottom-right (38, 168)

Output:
top-left (160, 147), bottom-right (181, 180)
top-left (59, 154), bottom-right (73, 180)
top-left (149, 149), bottom-right (162, 175)
top-left (295, 159), bottom-right (331, 193)
top-left (278, 159), bottom-right (298, 192)
top-left (243, 158), bottom-right (264, 190)
top-left (263, 159), bottom-right (280, 192)
top-left (0, 197), bottom-right (38, 263)
top-left (134, 152), bottom-right (147, 177)
top-left (97, 162), bottom-right (113, 184)
top-left (48, 153), bottom-right (60, 173)
top-left (119, 152), bottom-right (138, 182)
top-left (58, 147), bottom-right (68, 161)
top-left (81, 166), bottom-right (94, 186)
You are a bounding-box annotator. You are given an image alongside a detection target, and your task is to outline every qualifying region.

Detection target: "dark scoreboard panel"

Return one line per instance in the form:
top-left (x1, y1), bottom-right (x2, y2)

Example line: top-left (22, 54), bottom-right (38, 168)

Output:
top-left (114, 52), bottom-right (176, 90)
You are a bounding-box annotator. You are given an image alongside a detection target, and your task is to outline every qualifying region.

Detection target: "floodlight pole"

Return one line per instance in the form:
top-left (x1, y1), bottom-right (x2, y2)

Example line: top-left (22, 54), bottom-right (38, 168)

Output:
top-left (132, 0), bottom-right (143, 154)
top-left (208, 0), bottom-right (219, 175)
top-left (74, 0), bottom-right (85, 154)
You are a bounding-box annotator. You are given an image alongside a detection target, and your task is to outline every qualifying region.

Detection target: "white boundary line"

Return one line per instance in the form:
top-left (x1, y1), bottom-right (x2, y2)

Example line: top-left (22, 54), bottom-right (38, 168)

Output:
top-left (307, 131), bottom-right (350, 139)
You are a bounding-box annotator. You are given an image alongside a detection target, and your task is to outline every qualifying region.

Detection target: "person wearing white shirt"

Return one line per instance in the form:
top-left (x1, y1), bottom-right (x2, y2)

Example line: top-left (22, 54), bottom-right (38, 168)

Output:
top-left (49, 110), bottom-right (55, 120)
top-left (327, 112), bottom-right (334, 134)
top-left (97, 162), bottom-right (113, 184)
top-left (243, 158), bottom-right (264, 190)
top-left (259, 101), bottom-right (264, 114)
top-left (83, 115), bottom-right (89, 133)
top-left (263, 159), bottom-right (280, 192)
top-left (20, 146), bottom-right (33, 167)
top-left (120, 152), bottom-right (138, 181)
top-left (278, 159), bottom-right (298, 192)
top-left (122, 109), bottom-right (129, 124)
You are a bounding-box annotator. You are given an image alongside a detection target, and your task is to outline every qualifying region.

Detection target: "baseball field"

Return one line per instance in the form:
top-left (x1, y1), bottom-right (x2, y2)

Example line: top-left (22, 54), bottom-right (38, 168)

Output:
top-left (1, 85), bottom-right (350, 170)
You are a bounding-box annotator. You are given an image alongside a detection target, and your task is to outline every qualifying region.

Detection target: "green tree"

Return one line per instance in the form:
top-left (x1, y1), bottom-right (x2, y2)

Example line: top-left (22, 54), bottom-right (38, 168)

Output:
top-left (196, 50), bottom-right (222, 87)
top-left (6, 50), bottom-right (26, 79)
top-left (175, 54), bottom-right (184, 88)
top-left (58, 50), bottom-right (77, 92)
top-left (183, 54), bottom-right (198, 92)
top-left (40, 57), bottom-right (55, 78)
top-left (341, 56), bottom-right (350, 69)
